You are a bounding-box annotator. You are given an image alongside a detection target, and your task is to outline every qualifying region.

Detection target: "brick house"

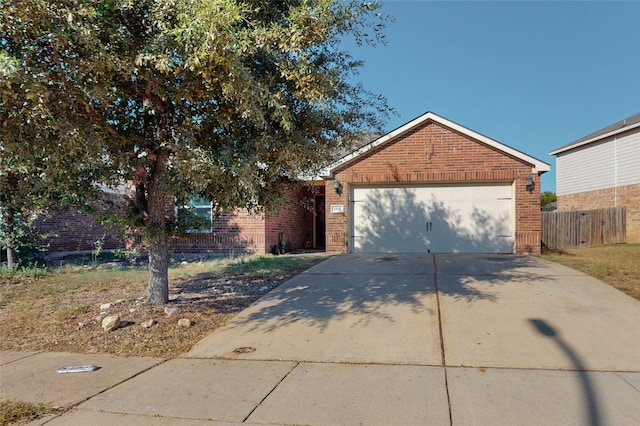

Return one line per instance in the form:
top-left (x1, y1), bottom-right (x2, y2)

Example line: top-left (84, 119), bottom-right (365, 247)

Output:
top-left (550, 112), bottom-right (640, 242)
top-left (320, 112), bottom-right (550, 254)
top-left (32, 111), bottom-right (550, 256)
top-left (163, 111), bottom-right (550, 255)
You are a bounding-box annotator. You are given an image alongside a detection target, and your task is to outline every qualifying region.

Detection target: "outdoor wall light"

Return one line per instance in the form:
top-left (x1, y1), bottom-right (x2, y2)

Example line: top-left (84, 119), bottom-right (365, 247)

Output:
top-left (333, 178), bottom-right (342, 195)
top-left (526, 174), bottom-right (534, 192)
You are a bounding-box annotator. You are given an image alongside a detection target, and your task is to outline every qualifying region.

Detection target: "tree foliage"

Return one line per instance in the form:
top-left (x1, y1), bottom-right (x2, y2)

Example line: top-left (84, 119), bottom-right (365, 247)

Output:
top-left (1, 36), bottom-right (106, 268)
top-left (540, 191), bottom-right (557, 210)
top-left (0, 0), bottom-right (391, 302)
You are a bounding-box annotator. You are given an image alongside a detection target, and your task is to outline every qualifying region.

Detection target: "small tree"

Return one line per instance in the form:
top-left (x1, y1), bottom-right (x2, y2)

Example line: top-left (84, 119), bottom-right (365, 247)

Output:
top-left (1, 0), bottom-right (391, 302)
top-left (540, 191), bottom-right (557, 211)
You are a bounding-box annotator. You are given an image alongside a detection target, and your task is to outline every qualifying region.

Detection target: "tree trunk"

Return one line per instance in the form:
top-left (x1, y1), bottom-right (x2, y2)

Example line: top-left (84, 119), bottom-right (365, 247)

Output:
top-left (1, 174), bottom-right (18, 270)
top-left (147, 230), bottom-right (169, 304)
top-left (145, 148), bottom-right (171, 305)
top-left (4, 207), bottom-right (16, 270)
top-left (6, 246), bottom-right (16, 270)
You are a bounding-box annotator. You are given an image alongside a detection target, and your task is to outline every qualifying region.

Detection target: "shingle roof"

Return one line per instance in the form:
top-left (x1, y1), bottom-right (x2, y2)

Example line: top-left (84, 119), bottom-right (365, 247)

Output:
top-left (331, 131), bottom-right (380, 162)
top-left (550, 112), bottom-right (640, 156)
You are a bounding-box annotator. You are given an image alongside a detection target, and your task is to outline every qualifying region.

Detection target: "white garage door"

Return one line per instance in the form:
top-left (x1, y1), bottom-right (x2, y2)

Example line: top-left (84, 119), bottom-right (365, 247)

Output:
top-left (351, 184), bottom-right (514, 253)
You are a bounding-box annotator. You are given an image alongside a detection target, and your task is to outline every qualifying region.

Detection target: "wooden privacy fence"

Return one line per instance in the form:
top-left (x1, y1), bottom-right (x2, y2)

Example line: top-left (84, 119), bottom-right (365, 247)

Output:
top-left (541, 207), bottom-right (626, 250)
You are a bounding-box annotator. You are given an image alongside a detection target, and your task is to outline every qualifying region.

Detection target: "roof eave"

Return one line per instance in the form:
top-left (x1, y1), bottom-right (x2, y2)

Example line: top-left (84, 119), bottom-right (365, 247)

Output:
top-left (550, 121), bottom-right (640, 156)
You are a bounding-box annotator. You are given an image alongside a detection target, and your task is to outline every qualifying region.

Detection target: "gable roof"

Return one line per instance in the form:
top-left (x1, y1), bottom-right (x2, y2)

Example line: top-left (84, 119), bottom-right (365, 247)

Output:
top-left (550, 112), bottom-right (640, 156)
top-left (319, 111), bottom-right (550, 177)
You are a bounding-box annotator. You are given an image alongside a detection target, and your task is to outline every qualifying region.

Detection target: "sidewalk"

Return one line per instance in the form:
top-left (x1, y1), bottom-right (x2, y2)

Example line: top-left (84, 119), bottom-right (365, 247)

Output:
top-left (2, 254), bottom-right (639, 425)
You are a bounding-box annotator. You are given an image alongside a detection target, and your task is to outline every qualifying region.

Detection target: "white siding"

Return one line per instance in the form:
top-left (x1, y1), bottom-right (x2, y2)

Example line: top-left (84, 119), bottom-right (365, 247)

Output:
top-left (556, 140), bottom-right (615, 195)
top-left (616, 129), bottom-right (640, 187)
top-left (557, 128), bottom-right (640, 195)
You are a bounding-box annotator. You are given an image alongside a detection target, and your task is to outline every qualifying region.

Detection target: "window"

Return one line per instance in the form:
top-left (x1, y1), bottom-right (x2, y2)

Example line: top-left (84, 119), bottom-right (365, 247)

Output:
top-left (178, 196), bottom-right (212, 233)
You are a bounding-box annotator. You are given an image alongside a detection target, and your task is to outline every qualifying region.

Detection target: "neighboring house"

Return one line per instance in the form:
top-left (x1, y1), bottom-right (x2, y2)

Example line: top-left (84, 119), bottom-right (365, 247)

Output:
top-left (550, 113), bottom-right (640, 242)
top-left (321, 111), bottom-right (550, 254)
top-left (34, 111), bottom-right (551, 255)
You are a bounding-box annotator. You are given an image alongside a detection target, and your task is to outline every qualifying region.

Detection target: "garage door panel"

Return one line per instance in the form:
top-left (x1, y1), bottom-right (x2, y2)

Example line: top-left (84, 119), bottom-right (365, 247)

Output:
top-left (352, 185), bottom-right (513, 254)
top-left (352, 188), bottom-right (430, 253)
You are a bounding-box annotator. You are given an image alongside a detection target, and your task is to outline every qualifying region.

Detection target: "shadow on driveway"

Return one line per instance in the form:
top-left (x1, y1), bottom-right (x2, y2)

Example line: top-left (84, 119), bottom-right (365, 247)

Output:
top-left (233, 254), bottom-right (556, 330)
top-left (530, 318), bottom-right (601, 426)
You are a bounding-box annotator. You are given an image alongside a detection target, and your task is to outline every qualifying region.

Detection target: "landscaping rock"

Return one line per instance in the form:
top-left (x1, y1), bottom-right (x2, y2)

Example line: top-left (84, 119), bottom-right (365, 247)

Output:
top-left (102, 315), bottom-right (121, 332)
top-left (100, 303), bottom-right (112, 310)
top-left (178, 318), bottom-right (192, 327)
top-left (164, 306), bottom-right (181, 316)
top-left (141, 319), bottom-right (157, 329)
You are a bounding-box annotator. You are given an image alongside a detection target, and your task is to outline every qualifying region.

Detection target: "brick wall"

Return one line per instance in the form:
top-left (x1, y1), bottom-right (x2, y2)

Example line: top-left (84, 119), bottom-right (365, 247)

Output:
top-left (39, 185), bottom-right (316, 255)
top-left (34, 194), bottom-right (125, 253)
top-left (126, 202), bottom-right (266, 255)
top-left (557, 183), bottom-right (640, 242)
top-left (172, 209), bottom-right (266, 254)
top-left (169, 187), bottom-right (317, 254)
top-left (325, 120), bottom-right (542, 254)
top-left (265, 187), bottom-right (315, 253)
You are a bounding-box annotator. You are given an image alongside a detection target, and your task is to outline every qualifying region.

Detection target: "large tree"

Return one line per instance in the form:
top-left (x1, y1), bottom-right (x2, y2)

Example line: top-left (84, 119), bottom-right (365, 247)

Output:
top-left (0, 0), bottom-right (390, 302)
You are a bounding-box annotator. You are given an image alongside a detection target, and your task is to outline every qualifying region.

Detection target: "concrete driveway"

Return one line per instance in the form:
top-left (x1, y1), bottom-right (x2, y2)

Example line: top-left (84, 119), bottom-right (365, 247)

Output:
top-left (6, 254), bottom-right (640, 425)
top-left (189, 253), bottom-right (640, 369)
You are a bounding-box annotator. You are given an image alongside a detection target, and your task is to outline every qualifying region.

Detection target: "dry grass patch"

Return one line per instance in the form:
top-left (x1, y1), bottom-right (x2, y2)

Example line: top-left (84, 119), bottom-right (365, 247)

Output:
top-left (541, 243), bottom-right (640, 301)
top-left (0, 400), bottom-right (59, 425)
top-left (0, 253), bottom-right (329, 357)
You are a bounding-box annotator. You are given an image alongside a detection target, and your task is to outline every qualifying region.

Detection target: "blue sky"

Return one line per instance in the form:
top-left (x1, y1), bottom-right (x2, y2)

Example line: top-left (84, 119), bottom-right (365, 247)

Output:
top-left (342, 0), bottom-right (640, 192)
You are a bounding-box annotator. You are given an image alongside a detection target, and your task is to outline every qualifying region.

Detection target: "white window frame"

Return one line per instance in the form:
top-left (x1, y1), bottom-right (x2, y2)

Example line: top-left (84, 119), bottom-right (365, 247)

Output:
top-left (177, 197), bottom-right (213, 233)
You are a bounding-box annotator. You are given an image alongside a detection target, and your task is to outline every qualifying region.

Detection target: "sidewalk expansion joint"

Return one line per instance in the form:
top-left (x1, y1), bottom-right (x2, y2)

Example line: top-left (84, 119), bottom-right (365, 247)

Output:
top-left (433, 254), bottom-right (453, 426)
top-left (242, 361), bottom-right (300, 423)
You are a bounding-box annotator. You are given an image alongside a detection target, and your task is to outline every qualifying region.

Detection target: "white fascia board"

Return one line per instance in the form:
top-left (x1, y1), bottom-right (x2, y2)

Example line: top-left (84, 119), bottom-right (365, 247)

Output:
top-left (550, 121), bottom-right (640, 156)
top-left (320, 111), bottom-right (550, 177)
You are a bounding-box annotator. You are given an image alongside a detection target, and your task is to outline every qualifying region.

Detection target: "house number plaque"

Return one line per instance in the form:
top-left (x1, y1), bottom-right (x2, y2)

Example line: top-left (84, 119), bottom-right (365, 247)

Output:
top-left (330, 205), bottom-right (344, 213)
